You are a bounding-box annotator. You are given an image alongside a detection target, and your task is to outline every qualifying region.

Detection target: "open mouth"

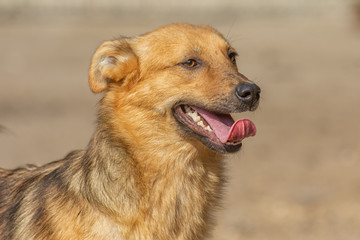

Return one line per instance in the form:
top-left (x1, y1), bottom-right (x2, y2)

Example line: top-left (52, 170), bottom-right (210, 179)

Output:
top-left (173, 104), bottom-right (256, 153)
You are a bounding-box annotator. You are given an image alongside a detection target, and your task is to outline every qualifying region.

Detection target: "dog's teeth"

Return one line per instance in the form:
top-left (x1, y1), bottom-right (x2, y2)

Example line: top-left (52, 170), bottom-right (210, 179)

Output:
top-left (205, 126), bottom-right (213, 132)
top-left (188, 112), bottom-right (198, 121)
top-left (185, 105), bottom-right (192, 113)
top-left (186, 108), bottom-right (198, 120)
top-left (185, 105), bottom-right (213, 132)
top-left (225, 142), bottom-right (242, 146)
top-left (197, 121), bottom-right (206, 128)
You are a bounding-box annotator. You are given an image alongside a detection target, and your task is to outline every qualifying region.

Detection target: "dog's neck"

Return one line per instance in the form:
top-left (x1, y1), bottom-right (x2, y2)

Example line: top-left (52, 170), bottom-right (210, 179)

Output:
top-left (80, 108), bottom-right (225, 239)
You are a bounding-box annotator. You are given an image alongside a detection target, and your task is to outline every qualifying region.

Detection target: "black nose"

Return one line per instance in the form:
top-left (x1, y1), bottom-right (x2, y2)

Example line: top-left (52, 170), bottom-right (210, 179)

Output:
top-left (235, 83), bottom-right (261, 105)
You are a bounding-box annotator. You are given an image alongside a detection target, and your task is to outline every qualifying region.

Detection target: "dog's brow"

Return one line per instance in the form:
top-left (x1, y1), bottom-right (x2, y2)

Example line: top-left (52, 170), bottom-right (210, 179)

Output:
top-left (192, 46), bottom-right (201, 54)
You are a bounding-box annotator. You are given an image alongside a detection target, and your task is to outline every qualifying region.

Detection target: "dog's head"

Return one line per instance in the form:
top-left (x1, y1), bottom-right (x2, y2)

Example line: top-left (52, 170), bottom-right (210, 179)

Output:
top-left (89, 24), bottom-right (260, 154)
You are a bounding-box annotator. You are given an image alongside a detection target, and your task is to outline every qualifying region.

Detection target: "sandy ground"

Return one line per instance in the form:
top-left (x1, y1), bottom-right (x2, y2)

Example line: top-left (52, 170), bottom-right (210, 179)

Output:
top-left (1, 7), bottom-right (360, 240)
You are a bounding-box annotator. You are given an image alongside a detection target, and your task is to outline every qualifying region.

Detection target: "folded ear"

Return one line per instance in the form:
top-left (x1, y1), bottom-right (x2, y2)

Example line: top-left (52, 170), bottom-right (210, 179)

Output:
top-left (89, 39), bottom-right (138, 93)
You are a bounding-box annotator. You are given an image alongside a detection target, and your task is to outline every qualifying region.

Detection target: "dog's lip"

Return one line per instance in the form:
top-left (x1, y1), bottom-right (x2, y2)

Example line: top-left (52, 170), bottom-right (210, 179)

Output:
top-left (172, 103), bottom-right (255, 153)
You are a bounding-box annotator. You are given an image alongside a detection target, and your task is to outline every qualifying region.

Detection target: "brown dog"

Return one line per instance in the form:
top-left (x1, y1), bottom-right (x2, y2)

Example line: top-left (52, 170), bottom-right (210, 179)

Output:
top-left (0, 24), bottom-right (260, 240)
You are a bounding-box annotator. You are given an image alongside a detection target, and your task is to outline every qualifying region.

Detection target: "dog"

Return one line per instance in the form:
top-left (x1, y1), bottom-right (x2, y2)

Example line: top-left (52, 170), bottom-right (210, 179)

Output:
top-left (0, 23), bottom-right (260, 240)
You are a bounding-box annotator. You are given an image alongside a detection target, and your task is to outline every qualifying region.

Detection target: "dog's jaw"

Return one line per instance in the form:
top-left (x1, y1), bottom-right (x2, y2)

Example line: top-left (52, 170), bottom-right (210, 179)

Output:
top-left (172, 104), bottom-right (257, 153)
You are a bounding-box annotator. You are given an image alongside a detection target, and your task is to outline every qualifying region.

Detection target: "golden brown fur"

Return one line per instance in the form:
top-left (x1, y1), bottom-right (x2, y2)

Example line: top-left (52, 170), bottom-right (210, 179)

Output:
top-left (0, 24), bottom-right (260, 239)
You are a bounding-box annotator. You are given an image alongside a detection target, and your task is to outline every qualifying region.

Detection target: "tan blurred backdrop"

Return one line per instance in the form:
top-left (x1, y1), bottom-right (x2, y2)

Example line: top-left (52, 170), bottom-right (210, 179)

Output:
top-left (1, 0), bottom-right (360, 239)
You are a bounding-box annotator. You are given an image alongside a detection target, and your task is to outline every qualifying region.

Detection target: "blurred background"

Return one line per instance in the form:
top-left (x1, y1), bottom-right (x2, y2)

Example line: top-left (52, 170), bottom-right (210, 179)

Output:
top-left (1, 0), bottom-right (360, 239)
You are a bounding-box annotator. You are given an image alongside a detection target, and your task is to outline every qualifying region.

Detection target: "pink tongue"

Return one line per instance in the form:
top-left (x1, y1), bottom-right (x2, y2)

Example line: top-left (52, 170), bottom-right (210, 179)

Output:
top-left (192, 106), bottom-right (256, 144)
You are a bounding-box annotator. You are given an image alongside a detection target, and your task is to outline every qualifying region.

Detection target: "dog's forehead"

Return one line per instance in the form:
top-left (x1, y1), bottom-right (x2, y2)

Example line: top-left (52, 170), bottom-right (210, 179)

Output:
top-left (135, 24), bottom-right (231, 62)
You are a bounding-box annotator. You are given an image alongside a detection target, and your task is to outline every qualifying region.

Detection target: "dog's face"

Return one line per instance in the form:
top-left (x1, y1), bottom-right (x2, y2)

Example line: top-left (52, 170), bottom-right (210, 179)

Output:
top-left (89, 24), bottom-right (260, 154)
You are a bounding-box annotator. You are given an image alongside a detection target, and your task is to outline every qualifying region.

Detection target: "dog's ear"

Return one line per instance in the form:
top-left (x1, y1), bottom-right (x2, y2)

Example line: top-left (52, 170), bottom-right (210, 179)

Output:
top-left (89, 39), bottom-right (138, 93)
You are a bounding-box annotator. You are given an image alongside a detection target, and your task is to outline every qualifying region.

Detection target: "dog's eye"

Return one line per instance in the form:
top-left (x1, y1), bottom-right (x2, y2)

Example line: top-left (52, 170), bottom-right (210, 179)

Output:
top-left (228, 52), bottom-right (237, 65)
top-left (182, 59), bottom-right (198, 68)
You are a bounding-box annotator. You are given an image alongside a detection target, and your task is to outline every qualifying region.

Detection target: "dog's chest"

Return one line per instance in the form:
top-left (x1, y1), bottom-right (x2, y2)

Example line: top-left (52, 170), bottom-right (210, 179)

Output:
top-left (88, 216), bottom-right (124, 240)
top-left (135, 157), bottom-right (224, 239)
